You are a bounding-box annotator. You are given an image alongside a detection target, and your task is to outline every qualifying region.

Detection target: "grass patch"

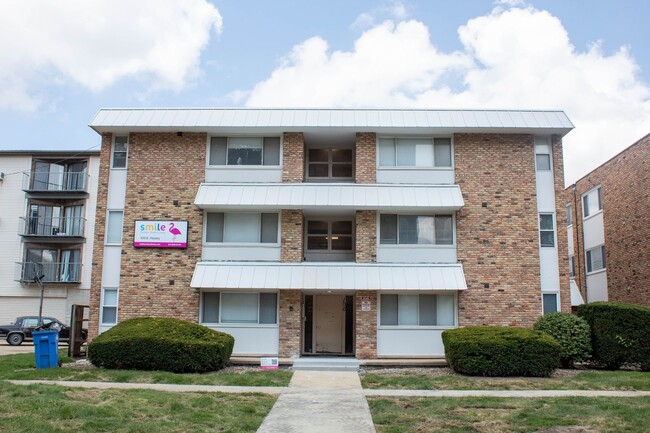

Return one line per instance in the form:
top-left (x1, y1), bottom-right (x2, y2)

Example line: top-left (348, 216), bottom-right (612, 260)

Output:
top-left (0, 381), bottom-right (274, 432)
top-left (369, 396), bottom-right (650, 433)
top-left (0, 351), bottom-right (292, 387)
top-left (361, 368), bottom-right (650, 391)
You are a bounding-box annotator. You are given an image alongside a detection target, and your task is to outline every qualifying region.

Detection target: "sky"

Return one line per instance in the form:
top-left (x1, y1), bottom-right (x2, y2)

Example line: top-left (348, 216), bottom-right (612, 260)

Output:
top-left (0, 0), bottom-right (649, 185)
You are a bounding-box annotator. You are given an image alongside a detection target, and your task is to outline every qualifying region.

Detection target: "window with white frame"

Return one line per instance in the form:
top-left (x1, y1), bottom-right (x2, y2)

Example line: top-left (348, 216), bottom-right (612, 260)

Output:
top-left (205, 212), bottom-right (278, 243)
top-left (569, 255), bottom-right (576, 278)
top-left (566, 204), bottom-right (572, 226)
top-left (378, 138), bottom-right (452, 168)
top-left (380, 214), bottom-right (453, 245)
top-left (209, 137), bottom-right (280, 166)
top-left (306, 149), bottom-right (353, 179)
top-left (543, 293), bottom-right (558, 314)
top-left (112, 136), bottom-right (128, 168)
top-left (535, 153), bottom-right (551, 171)
top-left (586, 245), bottom-right (606, 273)
top-left (106, 211), bottom-right (124, 244)
top-left (101, 288), bottom-right (118, 325)
top-left (380, 294), bottom-right (455, 326)
top-left (201, 292), bottom-right (277, 324)
top-left (539, 214), bottom-right (555, 247)
top-left (582, 187), bottom-right (602, 218)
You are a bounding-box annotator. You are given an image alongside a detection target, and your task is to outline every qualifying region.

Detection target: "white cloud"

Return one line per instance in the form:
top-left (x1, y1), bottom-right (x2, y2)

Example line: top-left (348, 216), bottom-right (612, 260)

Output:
top-left (241, 5), bottom-right (650, 183)
top-left (0, 0), bottom-right (222, 111)
top-left (352, 1), bottom-right (409, 29)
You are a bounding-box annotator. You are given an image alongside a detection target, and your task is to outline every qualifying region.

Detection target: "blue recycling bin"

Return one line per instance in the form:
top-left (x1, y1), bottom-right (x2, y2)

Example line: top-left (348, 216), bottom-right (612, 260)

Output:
top-left (33, 330), bottom-right (59, 369)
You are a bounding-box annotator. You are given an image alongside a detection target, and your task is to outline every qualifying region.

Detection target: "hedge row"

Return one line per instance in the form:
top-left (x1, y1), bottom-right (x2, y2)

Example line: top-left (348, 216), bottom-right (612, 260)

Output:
top-left (88, 317), bottom-right (235, 373)
top-left (577, 302), bottom-right (650, 370)
top-left (442, 326), bottom-right (560, 377)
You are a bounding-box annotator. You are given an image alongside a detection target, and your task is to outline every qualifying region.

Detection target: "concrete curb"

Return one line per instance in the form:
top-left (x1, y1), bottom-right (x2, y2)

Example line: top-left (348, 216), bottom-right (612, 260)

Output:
top-left (364, 389), bottom-right (650, 398)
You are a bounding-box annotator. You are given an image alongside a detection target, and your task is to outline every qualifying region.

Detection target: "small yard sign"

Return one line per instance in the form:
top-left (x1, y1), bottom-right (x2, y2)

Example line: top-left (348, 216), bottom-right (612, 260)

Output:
top-left (260, 357), bottom-right (279, 370)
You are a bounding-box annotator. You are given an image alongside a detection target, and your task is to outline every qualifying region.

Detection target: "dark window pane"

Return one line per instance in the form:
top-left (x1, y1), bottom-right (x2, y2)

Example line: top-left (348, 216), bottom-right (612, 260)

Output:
top-left (399, 215), bottom-right (433, 244)
top-left (202, 292), bottom-right (220, 323)
top-left (259, 293), bottom-right (277, 324)
top-left (540, 214), bottom-right (554, 230)
top-left (308, 221), bottom-right (328, 235)
top-left (331, 236), bottom-right (352, 250)
top-left (332, 149), bottom-right (352, 162)
top-left (261, 213), bottom-right (278, 243)
top-left (332, 221), bottom-right (352, 235)
top-left (228, 147), bottom-right (262, 165)
top-left (263, 137), bottom-right (281, 165)
top-left (332, 164), bottom-right (353, 178)
top-left (536, 154), bottom-right (551, 171)
top-left (543, 294), bottom-right (558, 314)
top-left (309, 149), bottom-right (329, 162)
top-left (210, 137), bottom-right (227, 165)
top-left (434, 139), bottom-right (452, 167)
top-left (435, 215), bottom-right (453, 245)
top-left (308, 164), bottom-right (329, 177)
top-left (206, 213), bottom-right (224, 242)
top-left (380, 214), bottom-right (397, 244)
top-left (419, 295), bottom-right (437, 326)
top-left (540, 231), bottom-right (555, 247)
top-left (307, 236), bottom-right (328, 250)
top-left (380, 295), bottom-right (398, 326)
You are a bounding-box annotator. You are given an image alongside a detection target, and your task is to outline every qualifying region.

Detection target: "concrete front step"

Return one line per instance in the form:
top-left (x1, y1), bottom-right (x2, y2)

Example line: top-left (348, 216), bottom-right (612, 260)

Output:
top-left (292, 356), bottom-right (360, 371)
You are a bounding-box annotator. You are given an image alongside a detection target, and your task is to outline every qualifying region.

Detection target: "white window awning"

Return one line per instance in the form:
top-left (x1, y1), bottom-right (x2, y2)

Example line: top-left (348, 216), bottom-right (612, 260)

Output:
top-left (191, 262), bottom-right (467, 291)
top-left (570, 280), bottom-right (585, 306)
top-left (194, 183), bottom-right (464, 211)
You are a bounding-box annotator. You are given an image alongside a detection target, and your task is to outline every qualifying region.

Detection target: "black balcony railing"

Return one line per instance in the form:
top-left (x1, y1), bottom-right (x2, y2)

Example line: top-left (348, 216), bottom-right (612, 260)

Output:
top-left (22, 171), bottom-right (88, 192)
top-left (19, 216), bottom-right (86, 237)
top-left (15, 261), bottom-right (82, 283)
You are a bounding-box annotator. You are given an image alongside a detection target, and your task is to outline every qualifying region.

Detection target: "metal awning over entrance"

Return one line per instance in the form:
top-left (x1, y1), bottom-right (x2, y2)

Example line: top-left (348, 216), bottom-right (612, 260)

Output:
top-left (191, 262), bottom-right (467, 291)
top-left (194, 183), bottom-right (464, 211)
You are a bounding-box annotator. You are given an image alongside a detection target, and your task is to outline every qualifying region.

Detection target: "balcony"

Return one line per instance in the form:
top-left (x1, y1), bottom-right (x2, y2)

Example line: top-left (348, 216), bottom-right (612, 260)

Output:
top-left (22, 170), bottom-right (89, 198)
top-left (19, 216), bottom-right (86, 242)
top-left (15, 261), bottom-right (82, 284)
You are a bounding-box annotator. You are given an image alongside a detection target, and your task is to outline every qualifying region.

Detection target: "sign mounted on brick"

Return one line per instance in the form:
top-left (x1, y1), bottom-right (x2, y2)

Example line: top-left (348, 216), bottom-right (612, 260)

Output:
top-left (134, 220), bottom-right (188, 248)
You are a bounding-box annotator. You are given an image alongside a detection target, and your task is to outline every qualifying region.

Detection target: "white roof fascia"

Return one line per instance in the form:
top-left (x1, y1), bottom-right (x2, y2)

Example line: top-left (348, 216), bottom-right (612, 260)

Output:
top-left (191, 262), bottom-right (467, 291)
top-left (89, 108), bottom-right (574, 137)
top-left (194, 183), bottom-right (465, 211)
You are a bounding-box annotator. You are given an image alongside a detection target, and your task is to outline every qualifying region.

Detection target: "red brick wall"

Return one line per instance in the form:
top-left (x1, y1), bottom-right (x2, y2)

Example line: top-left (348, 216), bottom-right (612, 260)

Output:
top-left (355, 210), bottom-right (377, 263)
top-left (355, 132), bottom-right (376, 183)
top-left (355, 290), bottom-right (377, 358)
top-left (88, 133), bottom-right (113, 339)
top-left (281, 210), bottom-right (303, 262)
top-left (278, 289), bottom-right (302, 357)
top-left (282, 132), bottom-right (304, 182)
top-left (114, 133), bottom-right (205, 323)
top-left (455, 133), bottom-right (543, 326)
top-left (568, 133), bottom-right (650, 306)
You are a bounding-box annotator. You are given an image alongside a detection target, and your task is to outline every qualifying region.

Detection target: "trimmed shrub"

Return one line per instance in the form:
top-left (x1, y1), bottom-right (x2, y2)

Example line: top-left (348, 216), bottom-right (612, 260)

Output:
top-left (533, 312), bottom-right (591, 368)
top-left (88, 317), bottom-right (235, 373)
top-left (442, 326), bottom-right (560, 377)
top-left (577, 302), bottom-right (650, 370)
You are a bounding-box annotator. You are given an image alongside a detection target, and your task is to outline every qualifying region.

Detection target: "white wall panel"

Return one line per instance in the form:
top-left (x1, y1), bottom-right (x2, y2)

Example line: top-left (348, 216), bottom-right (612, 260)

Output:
top-left (106, 169), bottom-right (127, 209)
top-left (567, 226), bottom-right (574, 255)
top-left (583, 213), bottom-right (605, 250)
top-left (586, 271), bottom-right (608, 302)
top-left (205, 167), bottom-right (282, 183)
top-left (102, 246), bottom-right (123, 287)
top-left (202, 245), bottom-right (281, 262)
top-left (376, 246), bottom-right (456, 263)
top-left (377, 169), bottom-right (454, 185)
top-left (377, 328), bottom-right (448, 356)
top-left (540, 248), bottom-right (561, 293)
top-left (205, 325), bottom-right (279, 355)
top-left (0, 297), bottom-right (66, 324)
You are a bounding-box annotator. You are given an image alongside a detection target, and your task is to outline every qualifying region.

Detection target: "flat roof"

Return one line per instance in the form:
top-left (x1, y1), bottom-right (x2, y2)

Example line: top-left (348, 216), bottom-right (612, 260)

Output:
top-left (90, 108), bottom-right (574, 137)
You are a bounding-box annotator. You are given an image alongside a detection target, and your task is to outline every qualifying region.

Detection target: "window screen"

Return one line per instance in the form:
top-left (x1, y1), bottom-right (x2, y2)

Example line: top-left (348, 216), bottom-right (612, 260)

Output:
top-left (106, 211), bottom-right (123, 244)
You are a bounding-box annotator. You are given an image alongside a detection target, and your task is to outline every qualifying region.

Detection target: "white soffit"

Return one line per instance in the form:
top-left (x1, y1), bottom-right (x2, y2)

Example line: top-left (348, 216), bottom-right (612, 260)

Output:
top-left (90, 108), bottom-right (574, 136)
top-left (191, 262), bottom-right (467, 291)
top-left (194, 183), bottom-right (464, 211)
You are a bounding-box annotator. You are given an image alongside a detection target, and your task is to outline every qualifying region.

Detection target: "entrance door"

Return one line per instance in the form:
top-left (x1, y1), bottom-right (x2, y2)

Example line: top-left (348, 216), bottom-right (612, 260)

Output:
top-left (314, 295), bottom-right (344, 354)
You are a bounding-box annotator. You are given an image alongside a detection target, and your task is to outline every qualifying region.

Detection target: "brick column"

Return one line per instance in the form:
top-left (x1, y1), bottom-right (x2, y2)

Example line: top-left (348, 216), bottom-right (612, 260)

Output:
top-left (88, 133), bottom-right (113, 340)
top-left (552, 135), bottom-right (572, 313)
top-left (281, 210), bottom-right (303, 262)
top-left (355, 210), bottom-right (377, 263)
top-left (279, 290), bottom-right (302, 358)
top-left (355, 132), bottom-right (376, 183)
top-left (355, 291), bottom-right (377, 358)
top-left (282, 132), bottom-right (304, 182)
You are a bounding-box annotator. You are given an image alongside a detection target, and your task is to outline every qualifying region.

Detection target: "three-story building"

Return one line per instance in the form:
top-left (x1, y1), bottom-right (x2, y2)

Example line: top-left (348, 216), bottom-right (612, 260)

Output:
top-left (88, 108), bottom-right (572, 361)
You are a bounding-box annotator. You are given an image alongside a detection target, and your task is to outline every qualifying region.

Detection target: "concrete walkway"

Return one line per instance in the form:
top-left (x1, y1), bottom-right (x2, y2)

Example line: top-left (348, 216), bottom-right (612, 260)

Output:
top-left (256, 371), bottom-right (376, 433)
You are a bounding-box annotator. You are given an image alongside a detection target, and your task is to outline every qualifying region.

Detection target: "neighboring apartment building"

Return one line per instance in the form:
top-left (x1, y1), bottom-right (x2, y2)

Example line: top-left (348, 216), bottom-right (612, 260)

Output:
top-left (0, 150), bottom-right (100, 324)
top-left (87, 108), bottom-right (572, 360)
top-left (566, 132), bottom-right (650, 307)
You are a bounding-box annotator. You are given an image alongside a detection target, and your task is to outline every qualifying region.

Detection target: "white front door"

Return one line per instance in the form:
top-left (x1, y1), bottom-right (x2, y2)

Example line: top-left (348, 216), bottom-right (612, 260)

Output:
top-left (314, 295), bottom-right (344, 354)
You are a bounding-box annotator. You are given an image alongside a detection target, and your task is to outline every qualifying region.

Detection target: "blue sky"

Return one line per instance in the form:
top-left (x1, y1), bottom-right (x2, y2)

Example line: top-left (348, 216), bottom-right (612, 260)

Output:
top-left (1, 0), bottom-right (649, 183)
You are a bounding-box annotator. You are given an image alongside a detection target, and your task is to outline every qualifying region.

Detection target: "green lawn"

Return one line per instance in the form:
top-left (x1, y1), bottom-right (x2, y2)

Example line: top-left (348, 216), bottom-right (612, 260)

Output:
top-left (361, 368), bottom-right (650, 391)
top-left (0, 381), bottom-right (274, 433)
top-left (0, 351), bottom-right (292, 387)
top-left (369, 396), bottom-right (650, 433)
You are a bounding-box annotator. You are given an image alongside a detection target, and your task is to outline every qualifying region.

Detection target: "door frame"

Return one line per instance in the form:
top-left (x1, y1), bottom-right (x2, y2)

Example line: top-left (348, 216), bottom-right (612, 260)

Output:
top-left (301, 293), bottom-right (355, 356)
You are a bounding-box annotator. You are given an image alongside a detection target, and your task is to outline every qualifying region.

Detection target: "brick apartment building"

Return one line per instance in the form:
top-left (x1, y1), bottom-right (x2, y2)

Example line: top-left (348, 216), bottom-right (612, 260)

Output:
top-left (87, 108), bottom-right (572, 361)
top-left (566, 132), bottom-right (650, 307)
top-left (0, 150), bottom-right (99, 325)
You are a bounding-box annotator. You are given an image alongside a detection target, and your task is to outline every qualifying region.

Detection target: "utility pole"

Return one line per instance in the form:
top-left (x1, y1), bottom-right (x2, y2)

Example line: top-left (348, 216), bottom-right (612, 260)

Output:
top-left (33, 263), bottom-right (46, 326)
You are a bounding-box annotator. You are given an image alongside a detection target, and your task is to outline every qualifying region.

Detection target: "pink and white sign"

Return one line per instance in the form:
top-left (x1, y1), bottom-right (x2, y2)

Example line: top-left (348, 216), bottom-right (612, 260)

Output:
top-left (134, 220), bottom-right (188, 248)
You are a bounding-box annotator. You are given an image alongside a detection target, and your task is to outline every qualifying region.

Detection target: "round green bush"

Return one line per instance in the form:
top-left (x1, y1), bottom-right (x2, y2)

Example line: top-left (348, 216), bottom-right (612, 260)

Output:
top-left (534, 312), bottom-right (591, 368)
top-left (442, 326), bottom-right (561, 377)
top-left (577, 302), bottom-right (650, 370)
top-left (88, 317), bottom-right (235, 373)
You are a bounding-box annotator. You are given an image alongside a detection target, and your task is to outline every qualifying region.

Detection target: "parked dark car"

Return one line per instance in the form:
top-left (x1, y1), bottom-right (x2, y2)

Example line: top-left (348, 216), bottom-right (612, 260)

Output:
top-left (0, 316), bottom-right (88, 346)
